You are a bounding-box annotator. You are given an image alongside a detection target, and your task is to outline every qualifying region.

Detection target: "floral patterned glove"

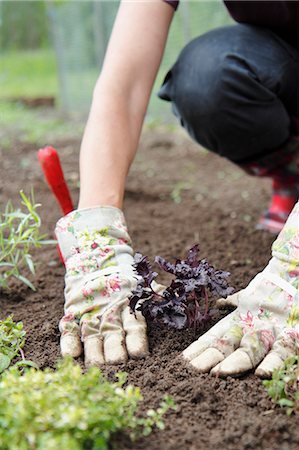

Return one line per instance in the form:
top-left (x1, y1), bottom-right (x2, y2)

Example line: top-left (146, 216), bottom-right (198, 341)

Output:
top-left (55, 207), bottom-right (148, 367)
top-left (183, 201), bottom-right (299, 378)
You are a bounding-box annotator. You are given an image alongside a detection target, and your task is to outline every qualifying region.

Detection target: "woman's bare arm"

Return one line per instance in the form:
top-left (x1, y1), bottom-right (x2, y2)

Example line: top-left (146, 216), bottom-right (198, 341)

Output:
top-left (78, 0), bottom-right (174, 209)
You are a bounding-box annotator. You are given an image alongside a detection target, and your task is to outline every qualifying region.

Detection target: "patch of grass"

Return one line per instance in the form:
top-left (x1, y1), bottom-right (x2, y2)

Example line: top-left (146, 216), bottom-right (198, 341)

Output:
top-left (170, 180), bottom-right (194, 204)
top-left (0, 101), bottom-right (83, 147)
top-left (0, 49), bottom-right (57, 99)
top-left (0, 50), bottom-right (80, 147)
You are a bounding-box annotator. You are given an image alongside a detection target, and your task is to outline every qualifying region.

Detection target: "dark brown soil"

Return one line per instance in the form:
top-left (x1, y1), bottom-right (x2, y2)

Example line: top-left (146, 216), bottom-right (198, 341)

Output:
top-left (0, 128), bottom-right (298, 450)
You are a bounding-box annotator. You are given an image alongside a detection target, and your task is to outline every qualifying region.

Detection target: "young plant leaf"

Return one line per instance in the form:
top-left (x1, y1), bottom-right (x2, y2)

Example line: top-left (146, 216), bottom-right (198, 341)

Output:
top-left (0, 354), bottom-right (11, 373)
top-left (0, 191), bottom-right (54, 290)
top-left (16, 275), bottom-right (36, 291)
top-left (13, 360), bottom-right (39, 370)
top-left (0, 358), bottom-right (175, 448)
top-left (130, 245), bottom-right (233, 331)
top-left (264, 355), bottom-right (299, 415)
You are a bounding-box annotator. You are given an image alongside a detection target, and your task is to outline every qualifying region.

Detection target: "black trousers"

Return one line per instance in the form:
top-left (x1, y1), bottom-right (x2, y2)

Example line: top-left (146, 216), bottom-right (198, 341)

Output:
top-left (158, 25), bottom-right (299, 164)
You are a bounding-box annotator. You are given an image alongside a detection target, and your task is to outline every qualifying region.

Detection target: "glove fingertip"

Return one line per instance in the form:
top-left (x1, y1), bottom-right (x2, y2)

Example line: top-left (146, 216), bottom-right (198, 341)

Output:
top-left (60, 334), bottom-right (82, 358)
top-left (104, 333), bottom-right (128, 365)
top-left (84, 336), bottom-right (105, 367)
top-left (189, 348), bottom-right (224, 373)
top-left (255, 352), bottom-right (284, 379)
top-left (215, 349), bottom-right (253, 377)
top-left (216, 293), bottom-right (239, 309)
top-left (126, 332), bottom-right (149, 359)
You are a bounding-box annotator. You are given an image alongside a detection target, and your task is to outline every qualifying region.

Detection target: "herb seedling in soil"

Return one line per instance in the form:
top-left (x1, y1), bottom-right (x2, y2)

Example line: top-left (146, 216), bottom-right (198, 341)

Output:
top-left (0, 316), bottom-right (37, 373)
top-left (264, 355), bottom-right (299, 415)
top-left (0, 358), bottom-right (175, 450)
top-left (130, 244), bottom-right (233, 331)
top-left (0, 190), bottom-right (55, 290)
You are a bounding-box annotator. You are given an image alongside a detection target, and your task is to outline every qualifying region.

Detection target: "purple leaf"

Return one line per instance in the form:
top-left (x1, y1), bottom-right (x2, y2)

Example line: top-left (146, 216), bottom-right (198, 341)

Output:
top-left (133, 253), bottom-right (158, 287)
top-left (155, 255), bottom-right (175, 275)
top-left (129, 246), bottom-right (233, 331)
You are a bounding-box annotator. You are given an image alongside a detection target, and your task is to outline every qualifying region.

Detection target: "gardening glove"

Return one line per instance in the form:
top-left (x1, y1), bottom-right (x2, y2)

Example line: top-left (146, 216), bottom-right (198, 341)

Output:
top-left (55, 206), bottom-right (149, 367)
top-left (183, 201), bottom-right (299, 378)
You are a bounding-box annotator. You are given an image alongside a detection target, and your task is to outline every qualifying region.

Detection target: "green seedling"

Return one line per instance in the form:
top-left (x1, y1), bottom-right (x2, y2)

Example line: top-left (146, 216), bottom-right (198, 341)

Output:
top-left (170, 180), bottom-right (194, 204)
top-left (264, 355), bottom-right (299, 415)
top-left (0, 316), bottom-right (37, 373)
top-left (0, 190), bottom-right (55, 290)
top-left (0, 358), bottom-right (175, 450)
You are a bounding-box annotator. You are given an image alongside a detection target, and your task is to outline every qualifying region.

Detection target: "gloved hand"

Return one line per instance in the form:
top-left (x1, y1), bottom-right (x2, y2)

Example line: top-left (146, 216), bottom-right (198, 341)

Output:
top-left (55, 206), bottom-right (148, 367)
top-left (183, 201), bottom-right (299, 378)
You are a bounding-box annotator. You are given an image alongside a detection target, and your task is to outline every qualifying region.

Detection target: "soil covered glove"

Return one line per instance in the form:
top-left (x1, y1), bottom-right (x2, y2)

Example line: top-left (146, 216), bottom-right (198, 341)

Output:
top-left (183, 201), bottom-right (299, 378)
top-left (55, 207), bottom-right (148, 367)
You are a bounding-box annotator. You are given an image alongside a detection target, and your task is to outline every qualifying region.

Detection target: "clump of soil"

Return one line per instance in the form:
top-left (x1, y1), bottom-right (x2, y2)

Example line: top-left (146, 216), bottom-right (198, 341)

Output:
top-left (0, 127), bottom-right (298, 449)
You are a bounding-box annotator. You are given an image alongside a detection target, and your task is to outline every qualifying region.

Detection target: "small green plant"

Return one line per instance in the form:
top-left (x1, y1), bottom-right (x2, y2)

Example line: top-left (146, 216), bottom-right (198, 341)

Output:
top-left (170, 180), bottom-right (193, 204)
top-left (0, 358), bottom-right (175, 450)
top-left (0, 315), bottom-right (37, 373)
top-left (0, 190), bottom-right (55, 290)
top-left (263, 356), bottom-right (299, 415)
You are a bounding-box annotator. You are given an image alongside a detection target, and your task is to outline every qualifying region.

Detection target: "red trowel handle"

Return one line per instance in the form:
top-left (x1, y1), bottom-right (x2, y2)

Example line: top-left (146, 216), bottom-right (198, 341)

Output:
top-left (38, 146), bottom-right (75, 265)
top-left (38, 146), bottom-right (74, 215)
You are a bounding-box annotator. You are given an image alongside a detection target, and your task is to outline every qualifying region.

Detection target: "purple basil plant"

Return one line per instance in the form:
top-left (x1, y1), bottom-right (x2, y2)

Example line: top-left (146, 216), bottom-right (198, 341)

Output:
top-left (129, 245), bottom-right (234, 331)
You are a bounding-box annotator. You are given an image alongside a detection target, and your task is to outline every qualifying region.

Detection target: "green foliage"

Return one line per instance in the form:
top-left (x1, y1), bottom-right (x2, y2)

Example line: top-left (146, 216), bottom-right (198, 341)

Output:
top-left (0, 358), bottom-right (175, 450)
top-left (0, 1), bottom-right (49, 50)
top-left (170, 181), bottom-right (194, 204)
top-left (0, 191), bottom-right (55, 290)
top-left (0, 101), bottom-right (83, 148)
top-left (0, 316), bottom-right (25, 373)
top-left (0, 316), bottom-right (37, 374)
top-left (0, 49), bottom-right (57, 99)
top-left (263, 356), bottom-right (299, 415)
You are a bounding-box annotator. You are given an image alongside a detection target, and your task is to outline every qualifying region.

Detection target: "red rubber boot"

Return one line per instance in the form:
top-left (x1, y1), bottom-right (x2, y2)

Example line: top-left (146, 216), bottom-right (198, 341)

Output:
top-left (257, 178), bottom-right (299, 234)
top-left (239, 133), bottom-right (299, 234)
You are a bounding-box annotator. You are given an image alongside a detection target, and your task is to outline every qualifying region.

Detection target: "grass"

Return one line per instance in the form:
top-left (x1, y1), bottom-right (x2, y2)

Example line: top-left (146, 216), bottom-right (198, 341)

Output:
top-left (0, 101), bottom-right (84, 148)
top-left (0, 49), bottom-right (58, 99)
top-left (0, 49), bottom-right (79, 148)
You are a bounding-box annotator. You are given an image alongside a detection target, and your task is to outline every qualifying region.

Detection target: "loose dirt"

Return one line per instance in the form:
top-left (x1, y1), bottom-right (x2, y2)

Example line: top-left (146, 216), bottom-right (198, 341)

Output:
top-left (1, 127), bottom-right (298, 449)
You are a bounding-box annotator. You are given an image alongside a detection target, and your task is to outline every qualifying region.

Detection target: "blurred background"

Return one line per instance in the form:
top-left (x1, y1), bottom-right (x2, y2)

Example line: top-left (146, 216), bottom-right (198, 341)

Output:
top-left (0, 0), bottom-right (233, 146)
